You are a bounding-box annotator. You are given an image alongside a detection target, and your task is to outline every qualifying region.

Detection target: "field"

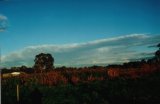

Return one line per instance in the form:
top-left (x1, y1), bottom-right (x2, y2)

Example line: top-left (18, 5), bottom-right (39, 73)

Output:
top-left (1, 62), bottom-right (160, 104)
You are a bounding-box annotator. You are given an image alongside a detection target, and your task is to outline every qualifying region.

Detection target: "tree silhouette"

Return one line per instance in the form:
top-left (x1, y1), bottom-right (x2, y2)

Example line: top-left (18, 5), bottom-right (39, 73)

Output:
top-left (34, 53), bottom-right (54, 73)
top-left (155, 50), bottom-right (160, 57)
top-left (155, 43), bottom-right (160, 61)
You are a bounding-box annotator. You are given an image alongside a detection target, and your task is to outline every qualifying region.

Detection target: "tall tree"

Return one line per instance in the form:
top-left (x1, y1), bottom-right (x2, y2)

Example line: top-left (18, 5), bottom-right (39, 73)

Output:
top-left (34, 53), bottom-right (54, 73)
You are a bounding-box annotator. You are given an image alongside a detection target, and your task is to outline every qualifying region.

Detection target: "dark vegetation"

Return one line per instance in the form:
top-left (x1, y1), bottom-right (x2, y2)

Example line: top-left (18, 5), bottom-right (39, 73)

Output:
top-left (1, 43), bottom-right (160, 104)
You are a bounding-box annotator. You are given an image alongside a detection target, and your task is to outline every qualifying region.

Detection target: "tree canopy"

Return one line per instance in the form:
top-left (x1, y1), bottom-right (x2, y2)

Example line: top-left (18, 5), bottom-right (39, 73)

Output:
top-left (34, 53), bottom-right (54, 73)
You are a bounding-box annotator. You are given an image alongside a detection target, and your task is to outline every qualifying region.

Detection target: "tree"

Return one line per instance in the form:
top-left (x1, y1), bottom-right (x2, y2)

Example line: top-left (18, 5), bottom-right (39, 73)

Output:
top-left (154, 43), bottom-right (160, 62)
top-left (155, 50), bottom-right (160, 57)
top-left (34, 53), bottom-right (54, 73)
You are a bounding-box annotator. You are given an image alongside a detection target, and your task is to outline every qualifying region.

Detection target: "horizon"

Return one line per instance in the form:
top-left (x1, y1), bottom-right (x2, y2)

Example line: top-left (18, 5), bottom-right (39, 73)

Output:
top-left (1, 34), bottom-right (160, 68)
top-left (0, 0), bottom-right (160, 68)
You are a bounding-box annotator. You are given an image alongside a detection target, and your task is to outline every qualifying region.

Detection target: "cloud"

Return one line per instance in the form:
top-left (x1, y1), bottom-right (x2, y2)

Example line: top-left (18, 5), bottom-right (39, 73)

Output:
top-left (0, 14), bottom-right (8, 32)
top-left (1, 34), bottom-right (160, 68)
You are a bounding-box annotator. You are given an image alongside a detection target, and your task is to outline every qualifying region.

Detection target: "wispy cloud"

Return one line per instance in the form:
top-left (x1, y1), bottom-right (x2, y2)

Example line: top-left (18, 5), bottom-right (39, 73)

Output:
top-left (1, 34), bottom-right (160, 68)
top-left (0, 14), bottom-right (8, 32)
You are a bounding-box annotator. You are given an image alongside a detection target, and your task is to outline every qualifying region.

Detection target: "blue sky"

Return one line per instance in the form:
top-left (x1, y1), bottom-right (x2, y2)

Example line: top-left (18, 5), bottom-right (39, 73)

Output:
top-left (0, 0), bottom-right (160, 68)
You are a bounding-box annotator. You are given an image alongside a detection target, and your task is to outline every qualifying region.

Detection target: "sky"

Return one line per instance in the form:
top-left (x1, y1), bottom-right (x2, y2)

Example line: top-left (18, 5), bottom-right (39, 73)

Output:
top-left (0, 0), bottom-right (160, 68)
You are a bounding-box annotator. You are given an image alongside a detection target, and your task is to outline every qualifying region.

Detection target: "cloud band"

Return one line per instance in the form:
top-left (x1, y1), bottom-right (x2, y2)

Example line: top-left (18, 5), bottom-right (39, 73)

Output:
top-left (1, 34), bottom-right (160, 68)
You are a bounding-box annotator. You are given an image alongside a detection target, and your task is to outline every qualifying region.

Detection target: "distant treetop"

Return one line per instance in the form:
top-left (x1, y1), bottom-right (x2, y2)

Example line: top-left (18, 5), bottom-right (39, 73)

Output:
top-left (33, 53), bottom-right (54, 73)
